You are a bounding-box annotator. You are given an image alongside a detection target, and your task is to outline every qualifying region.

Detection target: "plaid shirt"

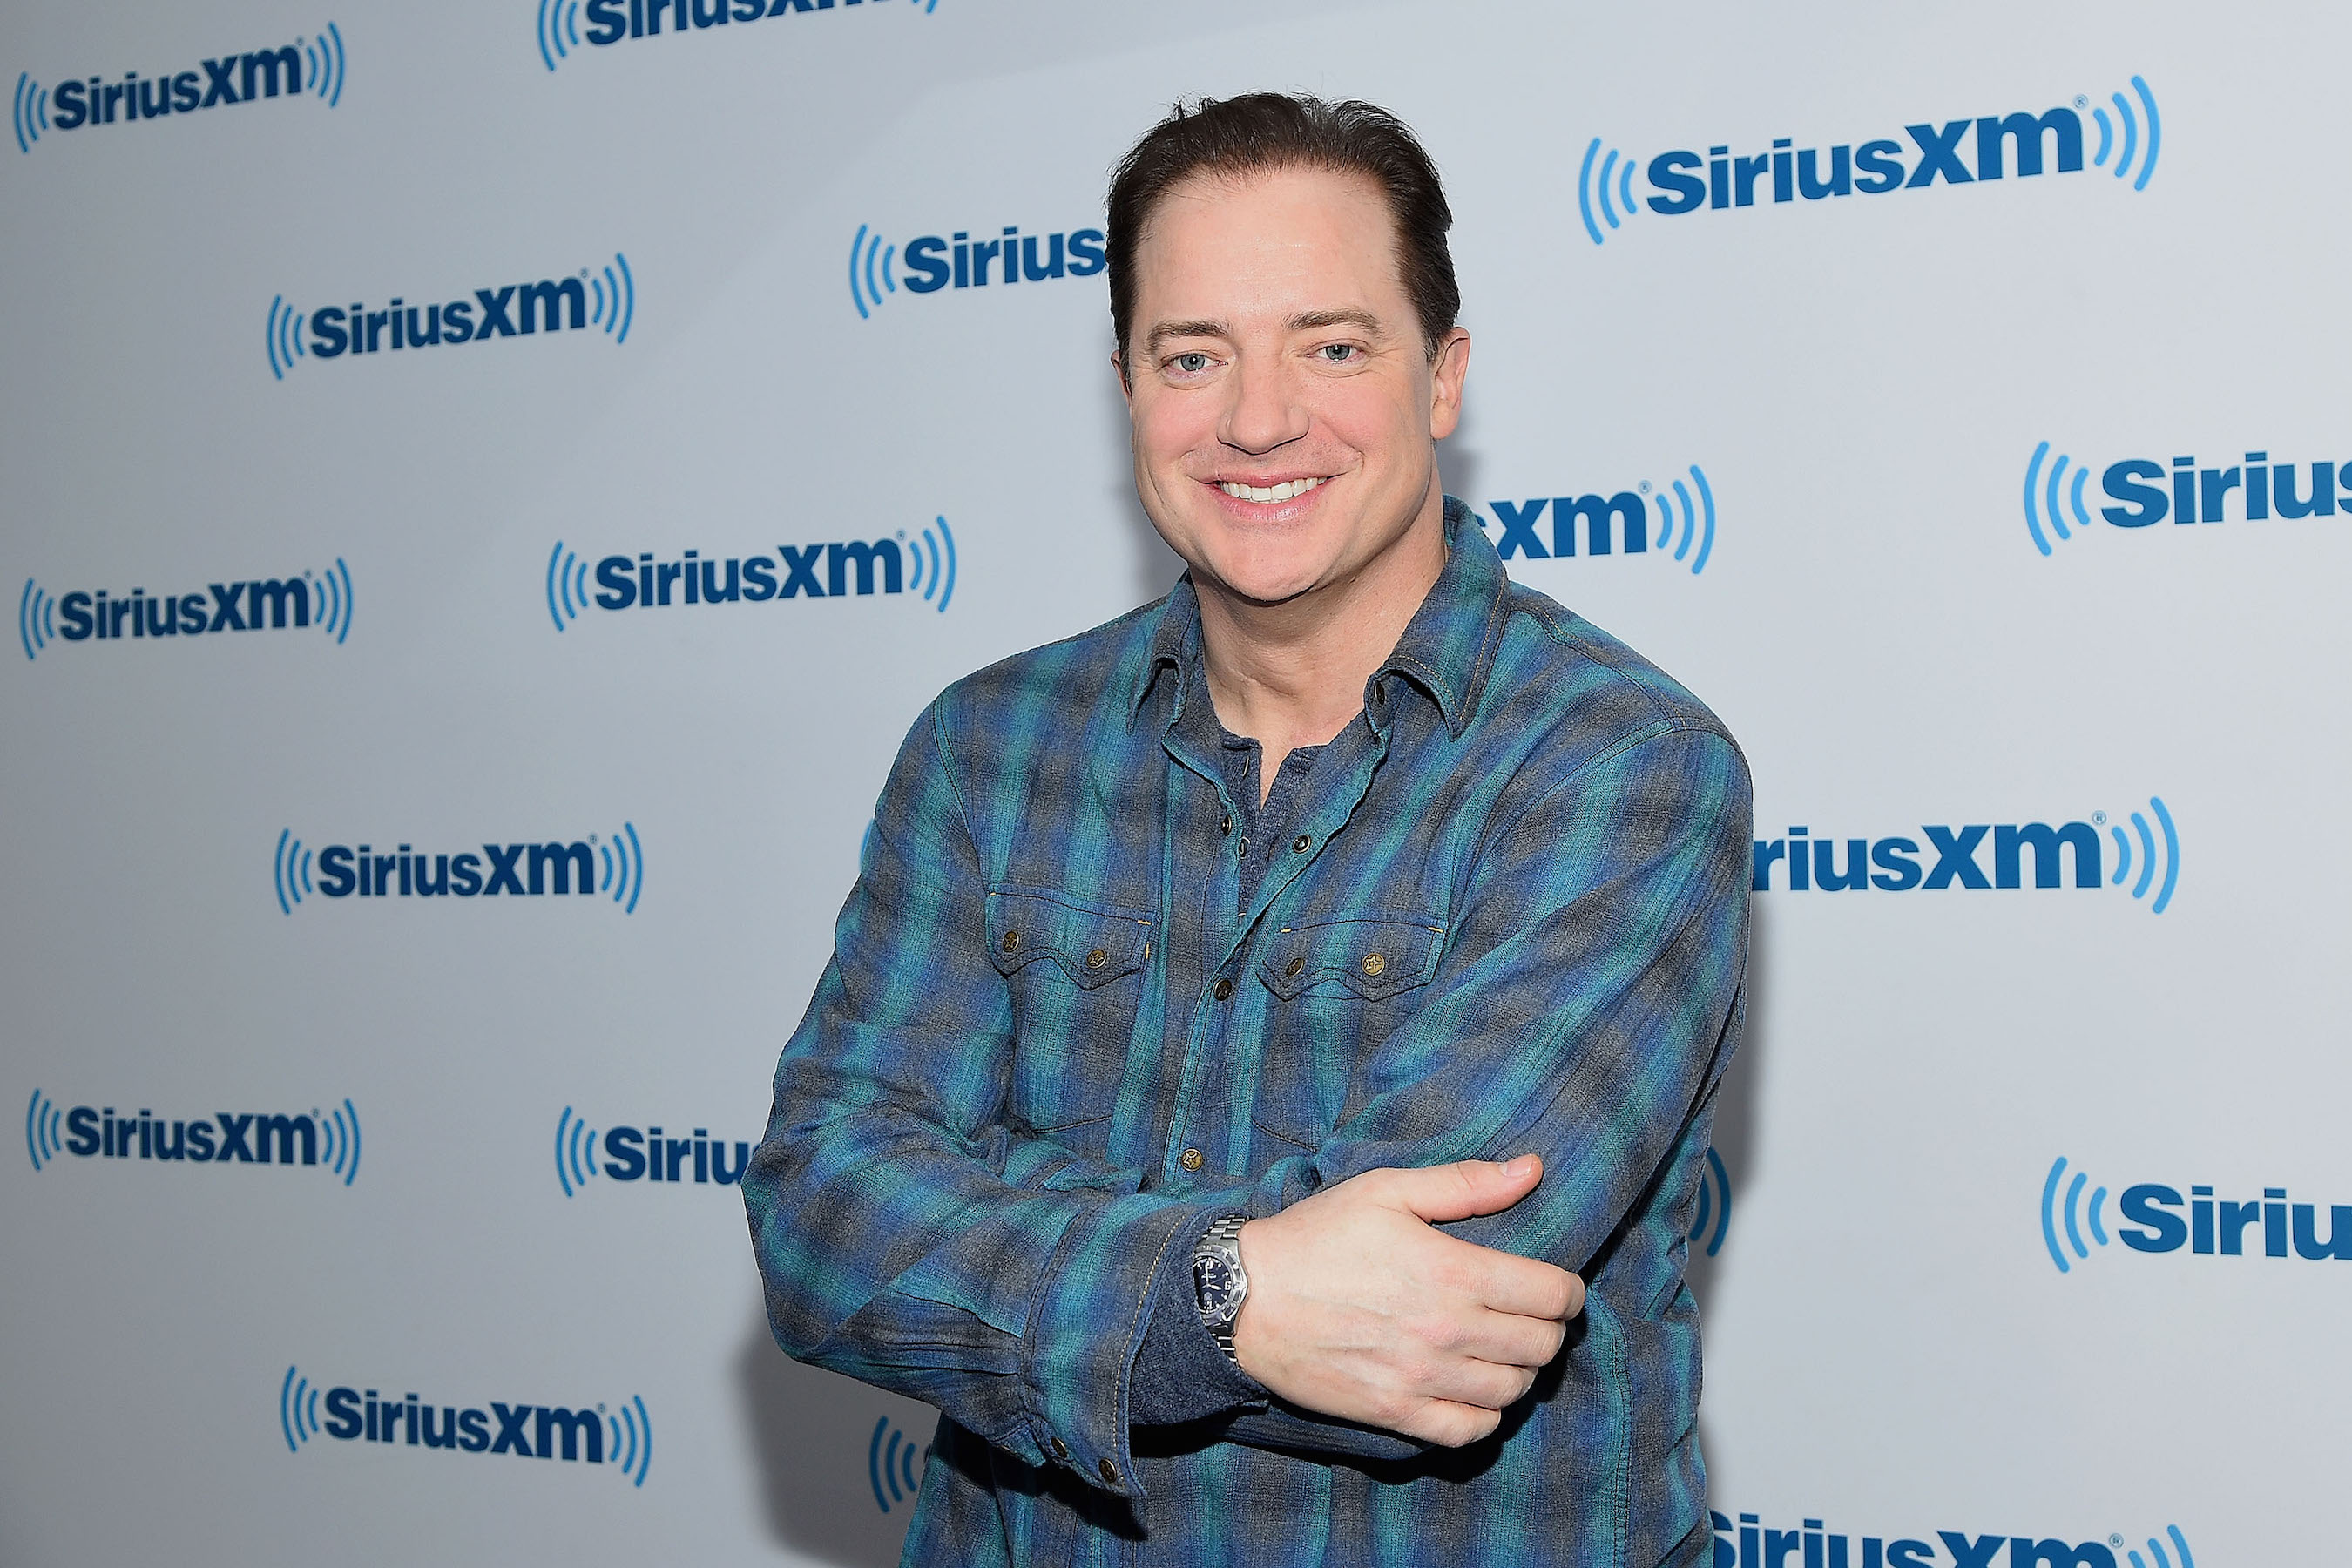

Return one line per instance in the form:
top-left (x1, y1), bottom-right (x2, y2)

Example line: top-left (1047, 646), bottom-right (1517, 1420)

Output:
top-left (745, 499), bottom-right (1752, 1567)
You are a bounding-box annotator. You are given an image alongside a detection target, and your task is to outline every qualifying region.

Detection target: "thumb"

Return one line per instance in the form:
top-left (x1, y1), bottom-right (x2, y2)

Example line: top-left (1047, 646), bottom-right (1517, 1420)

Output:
top-left (1391, 1156), bottom-right (1544, 1225)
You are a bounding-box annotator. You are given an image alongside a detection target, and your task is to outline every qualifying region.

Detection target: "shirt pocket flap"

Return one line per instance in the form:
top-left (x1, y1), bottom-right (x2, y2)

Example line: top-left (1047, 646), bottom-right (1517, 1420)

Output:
top-left (984, 889), bottom-right (1153, 990)
top-left (1257, 917), bottom-right (1443, 1001)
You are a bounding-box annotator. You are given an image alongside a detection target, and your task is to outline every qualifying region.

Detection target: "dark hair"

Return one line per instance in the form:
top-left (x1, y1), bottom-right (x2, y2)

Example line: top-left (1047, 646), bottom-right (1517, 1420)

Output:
top-left (1105, 92), bottom-right (1461, 361)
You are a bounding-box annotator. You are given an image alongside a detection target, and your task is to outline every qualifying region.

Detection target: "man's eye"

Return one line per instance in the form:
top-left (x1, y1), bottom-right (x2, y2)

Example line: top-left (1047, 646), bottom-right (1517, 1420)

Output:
top-left (1318, 343), bottom-right (1359, 362)
top-left (1171, 353), bottom-right (1211, 374)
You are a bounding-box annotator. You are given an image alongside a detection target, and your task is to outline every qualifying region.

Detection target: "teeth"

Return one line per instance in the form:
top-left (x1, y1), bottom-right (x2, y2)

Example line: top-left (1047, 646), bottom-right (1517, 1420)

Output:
top-left (1219, 476), bottom-right (1325, 504)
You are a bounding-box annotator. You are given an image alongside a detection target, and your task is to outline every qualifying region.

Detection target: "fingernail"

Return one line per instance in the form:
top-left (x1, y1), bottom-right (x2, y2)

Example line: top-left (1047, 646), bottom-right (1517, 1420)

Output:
top-left (1505, 1155), bottom-right (1538, 1179)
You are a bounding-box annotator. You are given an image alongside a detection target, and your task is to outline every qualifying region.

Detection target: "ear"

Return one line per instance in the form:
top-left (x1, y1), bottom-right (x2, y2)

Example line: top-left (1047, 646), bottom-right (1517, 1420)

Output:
top-left (1112, 348), bottom-right (1132, 402)
top-left (1427, 328), bottom-right (1470, 441)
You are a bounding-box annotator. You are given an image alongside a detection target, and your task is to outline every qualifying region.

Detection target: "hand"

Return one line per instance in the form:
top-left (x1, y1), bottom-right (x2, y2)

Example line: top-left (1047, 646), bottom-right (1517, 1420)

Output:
top-left (1230, 1155), bottom-right (1585, 1448)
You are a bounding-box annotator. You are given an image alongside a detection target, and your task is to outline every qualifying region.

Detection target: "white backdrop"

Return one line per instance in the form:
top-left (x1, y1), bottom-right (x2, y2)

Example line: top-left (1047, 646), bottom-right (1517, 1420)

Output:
top-left (4, 3), bottom-right (2345, 1564)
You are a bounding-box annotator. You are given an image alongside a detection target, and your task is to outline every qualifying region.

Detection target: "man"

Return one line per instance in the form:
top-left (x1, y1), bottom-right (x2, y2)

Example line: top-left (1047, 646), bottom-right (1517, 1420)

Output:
top-left (745, 94), bottom-right (1750, 1566)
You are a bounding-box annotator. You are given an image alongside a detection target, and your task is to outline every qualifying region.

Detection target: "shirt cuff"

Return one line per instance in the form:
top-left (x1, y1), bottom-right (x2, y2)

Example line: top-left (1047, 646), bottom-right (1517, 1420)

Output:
top-left (1128, 1211), bottom-right (1265, 1427)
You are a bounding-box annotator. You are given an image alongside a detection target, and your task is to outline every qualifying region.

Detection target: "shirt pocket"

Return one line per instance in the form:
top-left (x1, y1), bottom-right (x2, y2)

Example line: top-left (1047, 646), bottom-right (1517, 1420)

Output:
top-left (984, 886), bottom-right (1154, 1135)
top-left (1250, 916), bottom-right (1444, 1152)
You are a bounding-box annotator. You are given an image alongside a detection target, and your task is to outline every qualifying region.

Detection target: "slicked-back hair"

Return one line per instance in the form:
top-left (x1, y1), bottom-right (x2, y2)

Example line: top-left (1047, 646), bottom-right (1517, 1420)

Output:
top-left (1105, 92), bottom-right (1461, 362)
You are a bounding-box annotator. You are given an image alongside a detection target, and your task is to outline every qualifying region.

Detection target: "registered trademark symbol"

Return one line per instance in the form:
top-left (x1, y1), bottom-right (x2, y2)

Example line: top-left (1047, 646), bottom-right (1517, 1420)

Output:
top-left (2110, 1537), bottom-right (2125, 1548)
top-left (2092, 811), bottom-right (2106, 825)
top-left (896, 530), bottom-right (907, 540)
top-left (1639, 480), bottom-right (1652, 494)
top-left (2076, 96), bottom-right (2090, 108)
top-left (580, 268), bottom-right (590, 277)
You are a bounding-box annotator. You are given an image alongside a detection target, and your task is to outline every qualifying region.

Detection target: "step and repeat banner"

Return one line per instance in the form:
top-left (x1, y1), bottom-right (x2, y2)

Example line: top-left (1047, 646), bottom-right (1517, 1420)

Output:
top-left (3, 1), bottom-right (2342, 1563)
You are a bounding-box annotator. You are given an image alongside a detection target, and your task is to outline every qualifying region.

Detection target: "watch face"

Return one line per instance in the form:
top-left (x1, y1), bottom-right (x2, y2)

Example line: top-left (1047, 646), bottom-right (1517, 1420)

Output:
top-left (1193, 1254), bottom-right (1241, 1325)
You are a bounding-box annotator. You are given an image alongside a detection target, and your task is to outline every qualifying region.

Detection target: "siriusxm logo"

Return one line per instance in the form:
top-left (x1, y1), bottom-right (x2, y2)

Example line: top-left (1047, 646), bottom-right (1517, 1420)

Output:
top-left (1578, 77), bottom-right (2160, 247)
top-left (1712, 1511), bottom-right (2197, 1568)
top-left (25, 1090), bottom-right (362, 1184)
top-left (545, 519), bottom-right (956, 629)
top-left (869, 1415), bottom-right (929, 1513)
top-left (552, 1107), bottom-right (750, 1196)
top-left (12, 27), bottom-right (346, 154)
top-left (1753, 798), bottom-right (2180, 915)
top-left (2023, 441), bottom-right (2343, 556)
top-left (280, 1366), bottom-right (652, 1486)
top-left (537, 0), bottom-right (935, 72)
top-left (2041, 1155), bottom-right (2350, 1273)
top-left (1690, 1146), bottom-right (1733, 1259)
top-left (273, 826), bottom-right (645, 916)
top-left (19, 561), bottom-right (354, 662)
top-left (1472, 465), bottom-right (1718, 576)
top-left (848, 222), bottom-right (1105, 319)
top-left (265, 254), bottom-right (633, 379)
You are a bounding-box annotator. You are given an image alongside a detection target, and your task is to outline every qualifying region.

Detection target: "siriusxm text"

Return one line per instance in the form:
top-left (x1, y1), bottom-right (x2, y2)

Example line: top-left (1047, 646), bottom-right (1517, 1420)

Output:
top-left (322, 1388), bottom-right (609, 1461)
top-left (308, 280), bottom-right (595, 357)
top-left (2116, 1181), bottom-right (2350, 1260)
top-left (52, 578), bottom-right (317, 640)
top-left (2098, 451), bottom-right (2342, 525)
top-left (1646, 105), bottom-right (2098, 217)
top-left (315, 841), bottom-right (603, 898)
top-left (1713, 1511), bottom-right (2168, 1568)
top-left (46, 46), bottom-right (308, 132)
top-left (599, 1125), bottom-right (750, 1186)
top-left (1754, 823), bottom-right (2100, 892)
top-left (900, 226), bottom-right (1105, 292)
top-left (1481, 495), bottom-right (1648, 558)
top-left (584, 0), bottom-right (903, 51)
top-left (592, 543), bottom-right (909, 606)
top-left (56, 1106), bottom-right (328, 1166)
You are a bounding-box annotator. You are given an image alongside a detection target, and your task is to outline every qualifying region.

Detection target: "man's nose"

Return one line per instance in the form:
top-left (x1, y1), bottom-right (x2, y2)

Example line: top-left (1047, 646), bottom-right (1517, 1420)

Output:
top-left (1218, 353), bottom-right (1309, 456)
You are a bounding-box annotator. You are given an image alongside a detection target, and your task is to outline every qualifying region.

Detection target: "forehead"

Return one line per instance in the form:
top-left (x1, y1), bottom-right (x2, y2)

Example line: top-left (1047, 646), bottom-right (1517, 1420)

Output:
top-left (1132, 164), bottom-right (1406, 312)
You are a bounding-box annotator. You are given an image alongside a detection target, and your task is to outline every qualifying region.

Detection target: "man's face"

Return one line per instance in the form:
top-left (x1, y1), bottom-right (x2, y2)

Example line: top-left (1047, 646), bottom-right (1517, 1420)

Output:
top-left (1119, 165), bottom-right (1468, 610)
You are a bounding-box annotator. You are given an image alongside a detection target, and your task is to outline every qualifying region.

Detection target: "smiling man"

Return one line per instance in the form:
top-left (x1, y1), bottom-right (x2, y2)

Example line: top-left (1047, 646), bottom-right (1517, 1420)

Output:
top-left (745, 94), bottom-right (1752, 1566)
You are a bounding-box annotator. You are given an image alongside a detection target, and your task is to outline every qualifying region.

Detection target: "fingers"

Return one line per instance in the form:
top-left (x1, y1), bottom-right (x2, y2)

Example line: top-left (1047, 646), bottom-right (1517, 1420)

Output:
top-left (1461, 1307), bottom-right (1568, 1373)
top-left (1392, 1399), bottom-right (1503, 1449)
top-left (1384, 1155), bottom-right (1544, 1225)
top-left (1455, 1248), bottom-right (1585, 1323)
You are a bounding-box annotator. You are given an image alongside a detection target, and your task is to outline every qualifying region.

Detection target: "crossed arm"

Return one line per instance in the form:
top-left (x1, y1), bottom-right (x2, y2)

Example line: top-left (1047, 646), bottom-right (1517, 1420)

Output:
top-left (741, 705), bottom-right (1750, 1495)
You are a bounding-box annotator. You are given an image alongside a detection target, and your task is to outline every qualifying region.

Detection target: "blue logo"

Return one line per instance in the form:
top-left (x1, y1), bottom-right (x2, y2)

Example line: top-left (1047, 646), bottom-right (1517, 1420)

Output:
top-left (19, 561), bottom-right (353, 661)
top-left (545, 519), bottom-right (956, 629)
top-left (25, 1090), bottom-right (361, 1183)
top-left (2024, 441), bottom-right (2342, 555)
top-left (266, 255), bottom-right (632, 379)
top-left (1473, 466), bottom-right (1717, 575)
top-left (868, 1415), bottom-right (929, 1514)
top-left (13, 27), bottom-right (346, 154)
top-left (553, 1106), bottom-right (752, 1196)
top-left (1579, 78), bottom-right (2160, 247)
top-left (537, 0), bottom-right (935, 72)
top-left (848, 222), bottom-right (1105, 318)
top-left (1690, 1146), bottom-right (1733, 1260)
top-left (2041, 1155), bottom-right (2350, 1273)
top-left (1713, 1511), bottom-right (2197, 1568)
top-left (1754, 800), bottom-right (2180, 914)
top-left (274, 826), bottom-right (645, 916)
top-left (280, 1366), bottom-right (652, 1485)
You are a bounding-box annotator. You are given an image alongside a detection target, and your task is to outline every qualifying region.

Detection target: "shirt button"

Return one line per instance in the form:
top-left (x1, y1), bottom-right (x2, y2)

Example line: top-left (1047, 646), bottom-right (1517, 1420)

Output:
top-left (1292, 835), bottom-right (1311, 854)
top-left (1098, 1457), bottom-right (1120, 1486)
top-left (1085, 947), bottom-right (1109, 970)
top-left (1212, 977), bottom-right (1233, 1001)
top-left (1180, 1147), bottom-right (1205, 1172)
top-left (1050, 1435), bottom-right (1070, 1461)
top-left (1220, 813), bottom-right (1233, 836)
top-left (1362, 953), bottom-right (1387, 977)
top-left (1284, 956), bottom-right (1304, 978)
top-left (1000, 930), bottom-right (1019, 953)
top-left (1236, 835), bottom-right (1248, 858)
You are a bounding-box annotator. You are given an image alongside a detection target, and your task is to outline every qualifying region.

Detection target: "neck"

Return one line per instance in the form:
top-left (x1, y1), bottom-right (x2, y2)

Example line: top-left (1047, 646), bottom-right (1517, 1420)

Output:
top-left (1194, 485), bottom-right (1448, 794)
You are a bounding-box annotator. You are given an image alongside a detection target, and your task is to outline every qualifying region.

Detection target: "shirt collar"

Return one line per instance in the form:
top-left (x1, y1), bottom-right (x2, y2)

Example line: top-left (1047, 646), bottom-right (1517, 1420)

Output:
top-left (1128, 496), bottom-right (1510, 740)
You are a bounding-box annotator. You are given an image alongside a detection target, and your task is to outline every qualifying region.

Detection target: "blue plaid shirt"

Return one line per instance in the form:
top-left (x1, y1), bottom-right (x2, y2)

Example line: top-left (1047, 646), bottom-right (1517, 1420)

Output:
top-left (745, 499), bottom-right (1752, 1566)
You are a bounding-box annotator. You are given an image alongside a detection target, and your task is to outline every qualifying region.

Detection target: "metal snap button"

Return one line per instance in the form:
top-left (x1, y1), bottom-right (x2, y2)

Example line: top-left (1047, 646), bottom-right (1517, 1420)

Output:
top-left (1000, 930), bottom-right (1020, 952)
top-left (1283, 956), bottom-right (1304, 978)
top-left (1050, 1435), bottom-right (1070, 1461)
top-left (1212, 977), bottom-right (1234, 1001)
top-left (1220, 813), bottom-right (1233, 836)
top-left (1180, 1147), bottom-right (1205, 1172)
top-left (1098, 1457), bottom-right (1120, 1486)
top-left (1292, 835), bottom-right (1311, 853)
top-left (1086, 948), bottom-right (1109, 969)
top-left (1362, 953), bottom-right (1386, 977)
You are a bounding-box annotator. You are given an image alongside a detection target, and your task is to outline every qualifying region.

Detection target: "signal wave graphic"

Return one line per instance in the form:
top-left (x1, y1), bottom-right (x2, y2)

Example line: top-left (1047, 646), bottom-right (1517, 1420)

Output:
top-left (536, 0), bottom-right (585, 71)
top-left (2021, 441), bottom-right (2097, 555)
top-left (2040, 1155), bottom-right (2111, 1274)
top-left (908, 515), bottom-right (957, 611)
top-left (280, 1365), bottom-right (324, 1452)
top-left (302, 24), bottom-right (349, 108)
top-left (545, 543), bottom-right (591, 631)
top-left (12, 71), bottom-right (49, 155)
top-left (24, 1090), bottom-right (64, 1172)
top-left (320, 1098), bottom-right (363, 1185)
top-left (274, 828), bottom-right (314, 915)
top-left (1577, 139), bottom-right (1642, 246)
top-left (555, 1105), bottom-right (598, 1197)
top-left (1687, 1146), bottom-right (1732, 1258)
top-left (601, 823), bottom-right (646, 914)
top-left (2128, 1525), bottom-right (2197, 1568)
top-left (267, 295), bottom-right (308, 380)
top-left (2089, 76), bottom-right (2163, 191)
top-left (612, 1395), bottom-right (654, 1486)
top-left (1649, 466), bottom-right (1717, 574)
top-left (848, 225), bottom-right (897, 319)
top-left (590, 253), bottom-right (635, 343)
top-left (869, 1415), bottom-right (929, 1513)
top-left (18, 578), bottom-right (55, 660)
top-left (2104, 796), bottom-right (2180, 914)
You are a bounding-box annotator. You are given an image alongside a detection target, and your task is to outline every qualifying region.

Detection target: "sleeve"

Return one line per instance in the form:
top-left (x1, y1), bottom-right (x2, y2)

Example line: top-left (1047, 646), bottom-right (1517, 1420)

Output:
top-left (741, 700), bottom-right (1227, 1500)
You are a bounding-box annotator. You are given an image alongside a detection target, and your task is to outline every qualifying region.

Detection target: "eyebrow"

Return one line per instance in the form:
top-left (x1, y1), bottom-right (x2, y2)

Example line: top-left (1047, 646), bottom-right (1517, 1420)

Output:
top-left (1143, 308), bottom-right (1390, 358)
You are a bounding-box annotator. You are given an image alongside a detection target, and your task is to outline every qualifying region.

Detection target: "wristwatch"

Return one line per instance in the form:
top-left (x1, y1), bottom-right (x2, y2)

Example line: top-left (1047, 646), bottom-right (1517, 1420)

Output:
top-left (1191, 1214), bottom-right (1250, 1364)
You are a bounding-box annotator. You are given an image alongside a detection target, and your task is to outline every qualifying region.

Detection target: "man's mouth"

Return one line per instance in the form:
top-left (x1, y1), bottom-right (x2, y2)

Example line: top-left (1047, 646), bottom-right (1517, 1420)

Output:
top-left (1215, 476), bottom-right (1327, 504)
